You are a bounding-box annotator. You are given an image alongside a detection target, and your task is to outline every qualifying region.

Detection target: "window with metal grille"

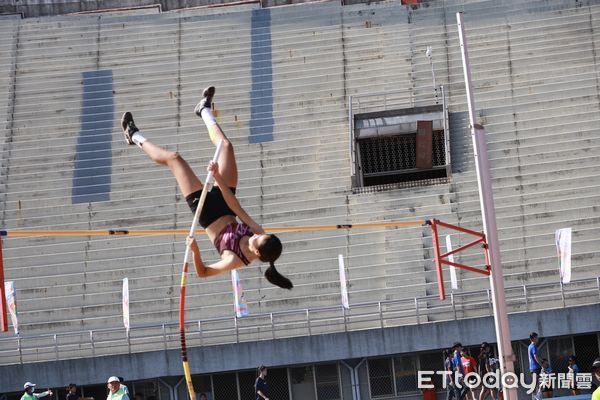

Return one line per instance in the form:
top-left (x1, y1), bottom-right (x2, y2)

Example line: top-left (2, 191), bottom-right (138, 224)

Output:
top-left (315, 364), bottom-right (341, 400)
top-left (191, 375), bottom-right (212, 398)
top-left (239, 371), bottom-right (257, 400)
top-left (368, 355), bottom-right (422, 397)
top-left (419, 352), bottom-right (444, 391)
top-left (213, 373), bottom-right (237, 400)
top-left (548, 337), bottom-right (574, 382)
top-left (368, 358), bottom-right (394, 397)
top-left (268, 368), bottom-right (291, 400)
top-left (358, 130), bottom-right (447, 187)
top-left (394, 355), bottom-right (418, 393)
top-left (574, 334), bottom-right (600, 373)
top-left (290, 366), bottom-right (317, 400)
top-left (351, 104), bottom-right (450, 190)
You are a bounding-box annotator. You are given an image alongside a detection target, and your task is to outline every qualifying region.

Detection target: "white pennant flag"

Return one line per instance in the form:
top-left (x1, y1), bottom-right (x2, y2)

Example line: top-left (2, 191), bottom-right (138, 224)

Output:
top-left (5, 281), bottom-right (18, 335)
top-left (555, 228), bottom-right (572, 284)
top-left (122, 278), bottom-right (130, 332)
top-left (446, 235), bottom-right (458, 290)
top-left (231, 270), bottom-right (249, 317)
top-left (338, 254), bottom-right (350, 309)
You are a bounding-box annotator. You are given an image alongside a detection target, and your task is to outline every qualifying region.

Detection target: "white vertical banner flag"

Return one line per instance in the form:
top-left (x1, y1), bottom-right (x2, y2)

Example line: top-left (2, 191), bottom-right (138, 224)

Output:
top-left (5, 281), bottom-right (18, 335)
top-left (122, 278), bottom-right (130, 332)
top-left (555, 228), bottom-right (572, 284)
top-left (231, 270), bottom-right (249, 317)
top-left (445, 235), bottom-right (458, 290)
top-left (338, 254), bottom-right (350, 309)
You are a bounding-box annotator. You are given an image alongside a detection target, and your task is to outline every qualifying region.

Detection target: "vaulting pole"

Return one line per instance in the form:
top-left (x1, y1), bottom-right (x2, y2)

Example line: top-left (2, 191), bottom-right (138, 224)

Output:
top-left (457, 12), bottom-right (517, 400)
top-left (180, 140), bottom-right (224, 400)
top-left (0, 238), bottom-right (7, 332)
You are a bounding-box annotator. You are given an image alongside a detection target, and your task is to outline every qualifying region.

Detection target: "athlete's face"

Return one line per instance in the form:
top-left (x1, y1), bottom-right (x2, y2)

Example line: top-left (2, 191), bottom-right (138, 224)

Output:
top-left (249, 234), bottom-right (269, 255)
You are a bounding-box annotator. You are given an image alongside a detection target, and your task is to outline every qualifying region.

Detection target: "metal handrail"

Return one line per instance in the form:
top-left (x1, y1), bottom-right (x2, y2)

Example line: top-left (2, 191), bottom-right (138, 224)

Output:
top-left (0, 276), bottom-right (598, 365)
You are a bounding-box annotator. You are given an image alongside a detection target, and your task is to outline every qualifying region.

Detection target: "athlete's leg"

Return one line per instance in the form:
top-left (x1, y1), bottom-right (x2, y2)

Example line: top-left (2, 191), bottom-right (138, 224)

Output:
top-left (194, 86), bottom-right (238, 188)
top-left (121, 112), bottom-right (202, 197)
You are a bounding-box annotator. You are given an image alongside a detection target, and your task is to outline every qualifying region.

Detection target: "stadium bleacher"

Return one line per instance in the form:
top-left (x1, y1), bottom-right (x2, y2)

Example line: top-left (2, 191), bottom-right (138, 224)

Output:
top-left (0, 0), bottom-right (599, 371)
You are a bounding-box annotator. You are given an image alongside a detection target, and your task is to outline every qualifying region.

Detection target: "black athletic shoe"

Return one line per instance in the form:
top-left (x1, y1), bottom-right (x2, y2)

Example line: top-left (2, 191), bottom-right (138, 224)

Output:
top-left (121, 111), bottom-right (139, 145)
top-left (194, 86), bottom-right (216, 117)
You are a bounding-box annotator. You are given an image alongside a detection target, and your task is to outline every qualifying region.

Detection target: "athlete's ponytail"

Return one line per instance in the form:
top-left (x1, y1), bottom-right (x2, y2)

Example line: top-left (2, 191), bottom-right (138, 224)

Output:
top-left (264, 261), bottom-right (293, 289)
top-left (258, 235), bottom-right (293, 289)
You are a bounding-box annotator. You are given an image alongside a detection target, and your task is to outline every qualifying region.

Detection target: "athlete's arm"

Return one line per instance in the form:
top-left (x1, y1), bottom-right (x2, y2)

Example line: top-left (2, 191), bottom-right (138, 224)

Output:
top-left (187, 236), bottom-right (244, 277)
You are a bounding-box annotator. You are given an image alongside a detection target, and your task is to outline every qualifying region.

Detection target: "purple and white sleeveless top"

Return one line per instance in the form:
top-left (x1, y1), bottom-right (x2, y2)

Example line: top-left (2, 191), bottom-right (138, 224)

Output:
top-left (213, 222), bottom-right (254, 265)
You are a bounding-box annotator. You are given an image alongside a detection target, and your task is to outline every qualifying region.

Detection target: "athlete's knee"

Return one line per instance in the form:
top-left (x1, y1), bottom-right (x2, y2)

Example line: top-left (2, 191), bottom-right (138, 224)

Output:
top-left (153, 150), bottom-right (182, 166)
top-left (221, 137), bottom-right (233, 149)
top-left (212, 132), bottom-right (232, 150)
top-left (167, 151), bottom-right (184, 163)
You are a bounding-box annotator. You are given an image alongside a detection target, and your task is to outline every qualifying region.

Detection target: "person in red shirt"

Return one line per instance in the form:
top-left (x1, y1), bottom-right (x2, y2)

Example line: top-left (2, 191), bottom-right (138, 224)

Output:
top-left (461, 349), bottom-right (479, 400)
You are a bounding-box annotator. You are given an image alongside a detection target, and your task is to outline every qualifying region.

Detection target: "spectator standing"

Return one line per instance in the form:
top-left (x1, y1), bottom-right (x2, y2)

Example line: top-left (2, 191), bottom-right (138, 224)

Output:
top-left (21, 383), bottom-right (52, 400)
top-left (591, 359), bottom-right (600, 400)
top-left (461, 349), bottom-right (478, 400)
top-left (255, 366), bottom-right (270, 400)
top-left (444, 350), bottom-right (457, 400)
top-left (66, 384), bottom-right (93, 400)
top-left (528, 332), bottom-right (543, 397)
top-left (452, 343), bottom-right (467, 400)
top-left (117, 378), bottom-right (129, 397)
top-left (478, 343), bottom-right (496, 400)
top-left (539, 359), bottom-right (554, 398)
top-left (488, 352), bottom-right (503, 400)
top-left (106, 377), bottom-right (129, 400)
top-left (567, 355), bottom-right (580, 396)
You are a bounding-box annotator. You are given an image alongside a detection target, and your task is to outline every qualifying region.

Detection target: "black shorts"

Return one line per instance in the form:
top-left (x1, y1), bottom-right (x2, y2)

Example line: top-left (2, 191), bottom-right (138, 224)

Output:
top-left (185, 186), bottom-right (236, 228)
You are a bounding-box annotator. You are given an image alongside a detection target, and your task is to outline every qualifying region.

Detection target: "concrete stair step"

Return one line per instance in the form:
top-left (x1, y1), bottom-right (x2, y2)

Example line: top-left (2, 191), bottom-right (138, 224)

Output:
top-left (452, 173), bottom-right (600, 208)
top-left (456, 204), bottom-right (600, 227)
top-left (482, 96), bottom-right (599, 123)
top-left (489, 155), bottom-right (600, 179)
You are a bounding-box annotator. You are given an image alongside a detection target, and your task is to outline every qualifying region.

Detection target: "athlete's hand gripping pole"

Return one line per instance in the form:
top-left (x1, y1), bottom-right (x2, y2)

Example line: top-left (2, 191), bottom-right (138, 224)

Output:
top-left (179, 140), bottom-right (224, 400)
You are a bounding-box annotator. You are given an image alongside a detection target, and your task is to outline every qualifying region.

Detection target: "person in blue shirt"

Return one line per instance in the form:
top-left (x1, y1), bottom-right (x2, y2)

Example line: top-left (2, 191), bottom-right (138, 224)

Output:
top-left (528, 332), bottom-right (543, 397)
top-left (528, 333), bottom-right (542, 373)
top-left (568, 355), bottom-right (580, 396)
top-left (451, 342), bottom-right (467, 400)
top-left (539, 358), bottom-right (554, 398)
top-left (453, 343), bottom-right (465, 375)
top-left (255, 365), bottom-right (270, 400)
top-left (444, 350), bottom-right (457, 400)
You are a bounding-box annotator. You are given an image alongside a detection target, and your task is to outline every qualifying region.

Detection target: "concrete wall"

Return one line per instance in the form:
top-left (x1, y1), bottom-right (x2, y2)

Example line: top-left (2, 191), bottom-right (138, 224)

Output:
top-left (1, 303), bottom-right (598, 393)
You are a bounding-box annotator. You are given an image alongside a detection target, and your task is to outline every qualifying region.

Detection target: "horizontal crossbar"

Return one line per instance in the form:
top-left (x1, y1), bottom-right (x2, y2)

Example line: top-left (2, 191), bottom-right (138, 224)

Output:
top-left (0, 220), bottom-right (426, 237)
